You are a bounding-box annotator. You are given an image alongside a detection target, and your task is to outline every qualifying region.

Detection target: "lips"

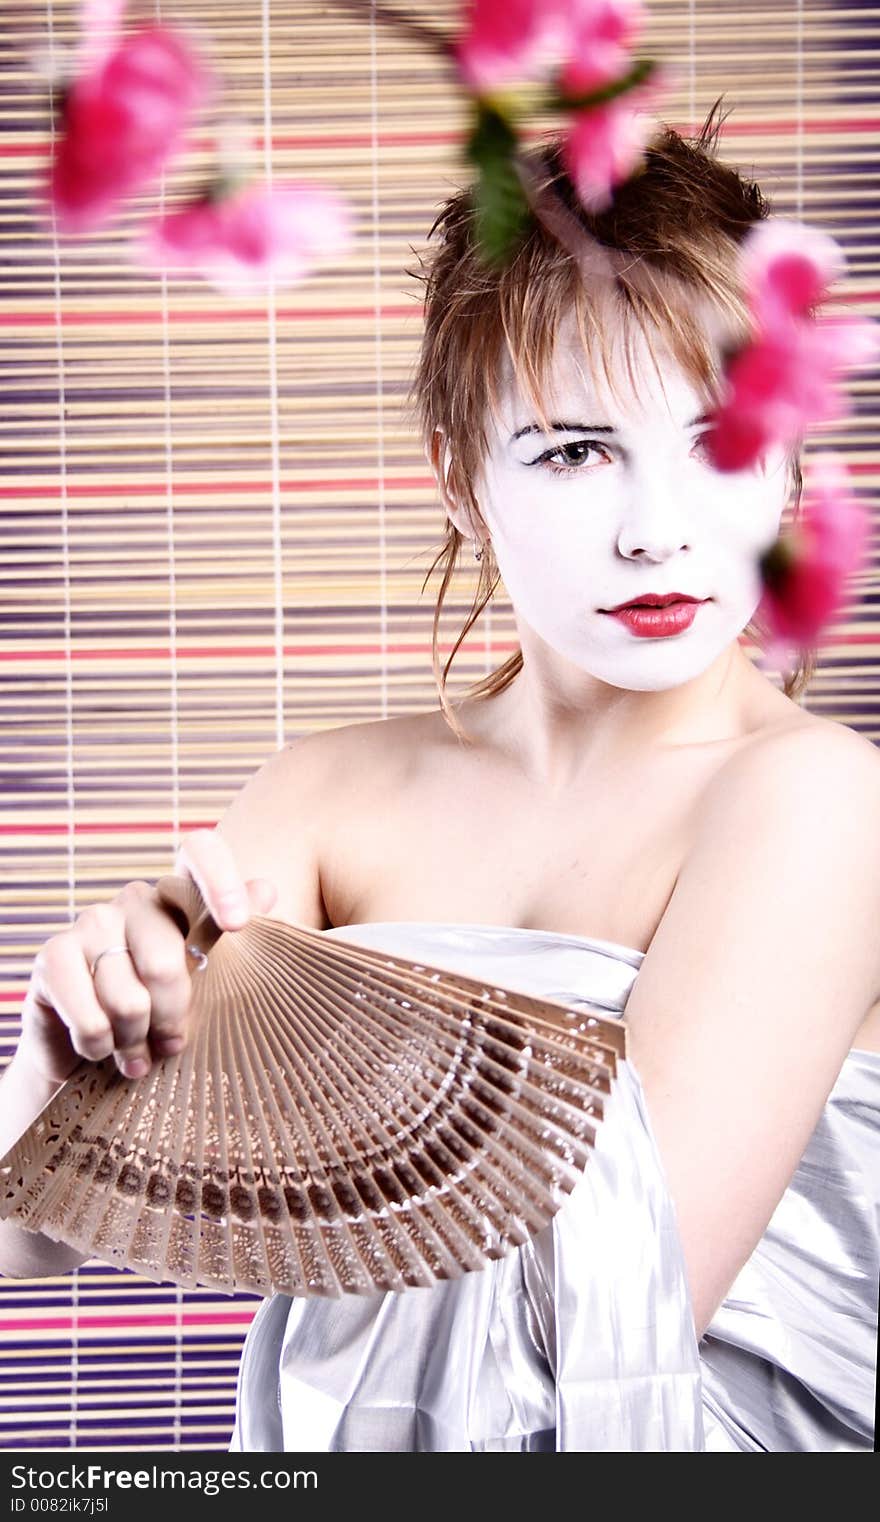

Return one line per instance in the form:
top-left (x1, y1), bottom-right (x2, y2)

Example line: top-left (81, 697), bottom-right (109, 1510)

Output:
top-left (603, 598), bottom-right (706, 639)
top-left (604, 592), bottom-right (705, 612)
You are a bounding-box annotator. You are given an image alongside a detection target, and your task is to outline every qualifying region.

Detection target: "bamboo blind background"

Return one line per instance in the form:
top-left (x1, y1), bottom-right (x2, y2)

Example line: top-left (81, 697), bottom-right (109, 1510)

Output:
top-left (1, 0), bottom-right (878, 1452)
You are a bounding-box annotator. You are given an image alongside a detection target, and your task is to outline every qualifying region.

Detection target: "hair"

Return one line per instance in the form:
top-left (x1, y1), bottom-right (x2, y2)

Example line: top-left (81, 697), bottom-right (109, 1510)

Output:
top-left (403, 96), bottom-right (817, 745)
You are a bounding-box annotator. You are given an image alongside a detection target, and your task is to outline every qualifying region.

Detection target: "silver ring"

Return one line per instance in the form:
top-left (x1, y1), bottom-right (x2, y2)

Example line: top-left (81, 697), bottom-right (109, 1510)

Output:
top-left (89, 944), bottom-right (133, 979)
top-left (186, 944), bottom-right (208, 972)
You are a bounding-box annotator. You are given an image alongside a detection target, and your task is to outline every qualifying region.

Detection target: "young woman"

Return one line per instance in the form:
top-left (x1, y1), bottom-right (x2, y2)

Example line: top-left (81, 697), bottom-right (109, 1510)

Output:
top-left (2, 104), bottom-right (879, 1452)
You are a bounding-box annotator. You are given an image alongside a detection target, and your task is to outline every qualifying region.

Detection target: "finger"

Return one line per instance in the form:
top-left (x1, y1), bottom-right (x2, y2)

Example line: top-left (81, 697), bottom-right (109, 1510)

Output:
top-left (91, 955), bottom-right (155, 1076)
top-left (175, 828), bottom-right (269, 930)
top-left (76, 899), bottom-right (156, 1076)
top-left (30, 933), bottom-right (117, 1065)
top-left (122, 888), bottom-right (198, 1060)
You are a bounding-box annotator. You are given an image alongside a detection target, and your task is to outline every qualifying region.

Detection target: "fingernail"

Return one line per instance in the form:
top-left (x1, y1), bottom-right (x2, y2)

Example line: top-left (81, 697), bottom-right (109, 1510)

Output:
top-left (125, 1058), bottom-right (149, 1079)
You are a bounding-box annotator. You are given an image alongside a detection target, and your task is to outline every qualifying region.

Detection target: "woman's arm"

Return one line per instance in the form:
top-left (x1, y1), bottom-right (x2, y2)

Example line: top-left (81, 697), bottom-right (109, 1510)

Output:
top-left (623, 721), bottom-right (880, 1341)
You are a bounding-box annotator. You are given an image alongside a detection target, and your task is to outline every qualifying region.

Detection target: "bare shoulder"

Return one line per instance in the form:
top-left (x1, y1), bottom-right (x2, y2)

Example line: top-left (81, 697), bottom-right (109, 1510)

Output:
top-left (250, 711), bottom-right (428, 792)
top-left (647, 705), bottom-right (880, 1034)
top-left (283, 710), bottom-right (432, 788)
top-left (697, 710), bottom-right (880, 832)
top-left (761, 709), bottom-right (880, 768)
top-left (284, 709), bottom-right (444, 841)
top-left (212, 713), bottom-right (431, 927)
top-left (684, 711), bottom-right (880, 968)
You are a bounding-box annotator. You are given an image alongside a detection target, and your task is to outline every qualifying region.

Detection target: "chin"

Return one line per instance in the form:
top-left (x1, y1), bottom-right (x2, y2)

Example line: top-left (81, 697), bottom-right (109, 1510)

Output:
top-left (592, 670), bottom-right (709, 693)
top-left (574, 643), bottom-right (729, 691)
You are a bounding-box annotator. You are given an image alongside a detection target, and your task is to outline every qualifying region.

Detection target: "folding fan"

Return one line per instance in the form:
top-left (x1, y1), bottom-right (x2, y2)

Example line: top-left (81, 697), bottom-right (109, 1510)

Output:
top-left (0, 874), bottom-right (628, 1298)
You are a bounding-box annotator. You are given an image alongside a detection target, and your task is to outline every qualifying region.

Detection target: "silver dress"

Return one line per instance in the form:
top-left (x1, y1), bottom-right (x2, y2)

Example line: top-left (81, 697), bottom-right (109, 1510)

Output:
top-left (227, 921), bottom-right (879, 1453)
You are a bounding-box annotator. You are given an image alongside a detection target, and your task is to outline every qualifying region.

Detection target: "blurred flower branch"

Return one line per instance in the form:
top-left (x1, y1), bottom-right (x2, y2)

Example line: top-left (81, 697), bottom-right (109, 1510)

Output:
top-left (28, 0), bottom-right (877, 677)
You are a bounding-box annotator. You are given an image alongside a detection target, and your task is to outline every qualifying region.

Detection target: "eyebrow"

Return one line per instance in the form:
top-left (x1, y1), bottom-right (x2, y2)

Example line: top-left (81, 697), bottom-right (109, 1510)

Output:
top-left (510, 411), bottom-right (713, 443)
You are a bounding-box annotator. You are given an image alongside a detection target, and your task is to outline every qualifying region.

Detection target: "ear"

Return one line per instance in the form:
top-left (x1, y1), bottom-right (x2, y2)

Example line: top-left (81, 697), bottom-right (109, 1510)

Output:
top-left (429, 427), bottom-right (478, 541)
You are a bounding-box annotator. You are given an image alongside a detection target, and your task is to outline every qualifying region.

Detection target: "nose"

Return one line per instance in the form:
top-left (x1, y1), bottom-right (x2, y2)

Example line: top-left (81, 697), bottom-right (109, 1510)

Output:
top-left (615, 465), bottom-right (693, 561)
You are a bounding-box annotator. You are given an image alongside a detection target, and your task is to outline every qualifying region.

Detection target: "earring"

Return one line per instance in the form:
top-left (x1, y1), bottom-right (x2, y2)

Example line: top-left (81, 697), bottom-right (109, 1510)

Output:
top-left (473, 540), bottom-right (484, 563)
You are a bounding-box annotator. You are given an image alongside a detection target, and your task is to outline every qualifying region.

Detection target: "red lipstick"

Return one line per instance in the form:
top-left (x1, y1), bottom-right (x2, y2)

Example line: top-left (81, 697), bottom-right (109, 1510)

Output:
top-left (601, 592), bottom-right (709, 639)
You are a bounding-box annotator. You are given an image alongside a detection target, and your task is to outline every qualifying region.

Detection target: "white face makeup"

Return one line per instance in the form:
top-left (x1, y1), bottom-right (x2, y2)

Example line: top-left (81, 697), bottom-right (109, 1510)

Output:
top-left (460, 309), bottom-right (791, 693)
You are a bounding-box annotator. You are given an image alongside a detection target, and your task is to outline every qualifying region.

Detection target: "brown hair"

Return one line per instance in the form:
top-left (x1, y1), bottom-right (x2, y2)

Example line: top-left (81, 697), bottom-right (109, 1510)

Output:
top-left (403, 97), bottom-right (816, 744)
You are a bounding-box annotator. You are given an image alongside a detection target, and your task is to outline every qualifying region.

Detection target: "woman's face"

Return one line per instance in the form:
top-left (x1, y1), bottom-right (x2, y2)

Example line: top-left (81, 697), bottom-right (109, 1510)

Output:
top-left (454, 311), bottom-right (791, 693)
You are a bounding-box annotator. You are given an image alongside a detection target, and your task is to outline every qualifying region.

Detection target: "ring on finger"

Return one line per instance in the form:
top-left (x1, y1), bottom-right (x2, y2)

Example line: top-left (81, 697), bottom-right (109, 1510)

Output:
top-left (89, 944), bottom-right (134, 979)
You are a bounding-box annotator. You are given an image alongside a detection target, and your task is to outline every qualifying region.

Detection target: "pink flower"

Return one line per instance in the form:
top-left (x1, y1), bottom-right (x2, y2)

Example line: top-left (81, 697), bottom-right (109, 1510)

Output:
top-left (559, 0), bottom-right (645, 95)
top-left (560, 62), bottom-right (670, 213)
top-left (454, 0), bottom-right (571, 93)
top-left (560, 93), bottom-right (651, 213)
top-left (702, 221), bottom-right (880, 474)
top-left (756, 451), bottom-right (870, 670)
top-left (704, 328), bottom-right (831, 473)
top-left (705, 317), bottom-right (880, 472)
top-left (133, 179), bottom-right (355, 296)
top-left (738, 217), bottom-right (846, 331)
top-left (454, 0), bottom-right (644, 96)
top-left (39, 15), bottom-right (216, 235)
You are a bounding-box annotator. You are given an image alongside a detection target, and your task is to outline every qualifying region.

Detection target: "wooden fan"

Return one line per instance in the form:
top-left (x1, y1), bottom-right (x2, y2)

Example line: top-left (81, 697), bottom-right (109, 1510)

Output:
top-left (0, 875), bottom-right (627, 1297)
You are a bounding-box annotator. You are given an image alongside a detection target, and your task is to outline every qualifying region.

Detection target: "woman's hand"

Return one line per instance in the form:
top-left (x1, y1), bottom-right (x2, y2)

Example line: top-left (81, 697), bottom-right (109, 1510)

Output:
top-left (15, 829), bottom-right (278, 1088)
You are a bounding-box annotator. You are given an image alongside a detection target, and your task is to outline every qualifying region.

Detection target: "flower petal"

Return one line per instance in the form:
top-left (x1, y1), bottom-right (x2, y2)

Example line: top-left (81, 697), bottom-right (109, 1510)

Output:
top-left (42, 21), bottom-right (216, 234)
top-left (135, 179), bottom-right (355, 296)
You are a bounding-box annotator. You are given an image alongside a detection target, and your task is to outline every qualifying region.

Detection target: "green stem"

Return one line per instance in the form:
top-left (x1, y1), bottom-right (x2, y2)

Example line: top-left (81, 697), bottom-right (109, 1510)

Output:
top-left (543, 56), bottom-right (658, 114)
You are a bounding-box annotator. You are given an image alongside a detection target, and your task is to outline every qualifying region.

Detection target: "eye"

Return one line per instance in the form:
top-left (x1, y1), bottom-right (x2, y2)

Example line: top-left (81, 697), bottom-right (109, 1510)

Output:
top-left (535, 440), bottom-right (611, 475)
top-left (536, 432), bottom-right (718, 477)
